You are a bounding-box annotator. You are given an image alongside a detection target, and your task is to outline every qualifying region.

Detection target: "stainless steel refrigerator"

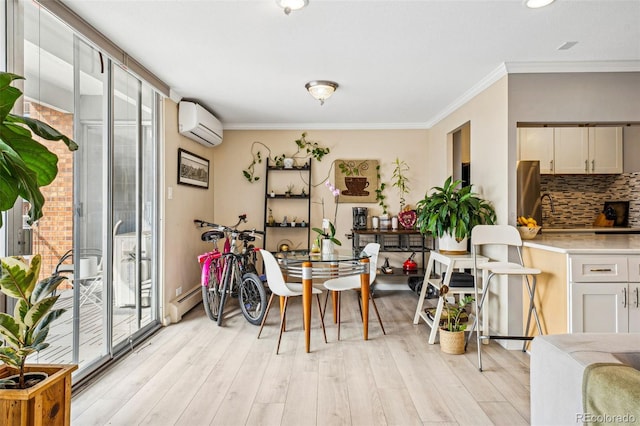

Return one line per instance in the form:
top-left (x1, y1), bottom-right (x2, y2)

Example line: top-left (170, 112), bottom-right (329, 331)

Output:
top-left (517, 160), bottom-right (542, 226)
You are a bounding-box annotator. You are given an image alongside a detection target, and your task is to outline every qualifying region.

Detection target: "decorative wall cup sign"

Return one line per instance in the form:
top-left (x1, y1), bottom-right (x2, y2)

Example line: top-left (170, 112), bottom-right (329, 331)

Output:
top-left (335, 159), bottom-right (378, 203)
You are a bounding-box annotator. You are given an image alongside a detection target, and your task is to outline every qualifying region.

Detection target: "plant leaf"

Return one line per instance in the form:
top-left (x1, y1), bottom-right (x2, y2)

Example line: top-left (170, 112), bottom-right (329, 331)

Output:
top-left (0, 347), bottom-right (21, 368)
top-left (24, 295), bottom-right (59, 329)
top-left (0, 73), bottom-right (24, 120)
top-left (32, 274), bottom-right (67, 302)
top-left (7, 114), bottom-right (78, 150)
top-left (0, 313), bottom-right (22, 349)
top-left (0, 255), bottom-right (40, 301)
top-left (30, 309), bottom-right (65, 347)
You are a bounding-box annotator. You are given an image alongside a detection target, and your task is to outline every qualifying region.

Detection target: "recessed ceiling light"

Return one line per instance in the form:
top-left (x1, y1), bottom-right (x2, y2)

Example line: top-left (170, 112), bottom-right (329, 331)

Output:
top-left (525, 0), bottom-right (555, 8)
top-left (558, 41), bottom-right (578, 50)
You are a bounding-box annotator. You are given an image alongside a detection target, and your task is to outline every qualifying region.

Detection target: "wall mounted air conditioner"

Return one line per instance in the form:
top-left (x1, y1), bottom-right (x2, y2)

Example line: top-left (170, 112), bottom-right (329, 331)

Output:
top-left (178, 101), bottom-right (223, 147)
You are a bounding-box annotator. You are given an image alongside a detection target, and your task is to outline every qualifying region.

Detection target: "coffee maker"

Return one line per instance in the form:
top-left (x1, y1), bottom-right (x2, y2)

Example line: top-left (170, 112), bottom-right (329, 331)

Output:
top-left (352, 207), bottom-right (368, 230)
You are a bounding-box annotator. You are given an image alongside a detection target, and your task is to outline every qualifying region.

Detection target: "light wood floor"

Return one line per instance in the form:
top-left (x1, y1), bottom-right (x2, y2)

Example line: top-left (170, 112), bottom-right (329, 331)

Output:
top-left (71, 290), bottom-right (531, 425)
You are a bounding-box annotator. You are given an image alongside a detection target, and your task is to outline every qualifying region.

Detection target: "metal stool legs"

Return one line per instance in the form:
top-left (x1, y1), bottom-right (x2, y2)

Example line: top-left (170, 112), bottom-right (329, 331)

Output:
top-left (467, 272), bottom-right (543, 371)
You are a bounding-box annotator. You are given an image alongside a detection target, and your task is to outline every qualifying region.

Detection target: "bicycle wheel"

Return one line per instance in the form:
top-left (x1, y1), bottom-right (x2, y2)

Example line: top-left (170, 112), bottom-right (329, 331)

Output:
top-left (239, 272), bottom-right (267, 325)
top-left (202, 260), bottom-right (222, 321)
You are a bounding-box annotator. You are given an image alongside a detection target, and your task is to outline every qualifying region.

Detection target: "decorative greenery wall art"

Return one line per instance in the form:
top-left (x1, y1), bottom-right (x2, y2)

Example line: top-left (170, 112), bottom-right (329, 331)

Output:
top-left (178, 148), bottom-right (209, 189)
top-left (334, 159), bottom-right (378, 203)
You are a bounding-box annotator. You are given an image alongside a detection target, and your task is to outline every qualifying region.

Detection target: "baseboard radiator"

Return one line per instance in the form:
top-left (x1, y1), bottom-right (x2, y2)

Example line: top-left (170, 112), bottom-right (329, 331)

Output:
top-left (167, 284), bottom-right (201, 324)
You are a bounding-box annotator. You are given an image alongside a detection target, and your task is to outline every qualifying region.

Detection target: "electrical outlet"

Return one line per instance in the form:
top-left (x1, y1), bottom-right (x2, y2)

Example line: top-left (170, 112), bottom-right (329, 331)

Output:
top-left (175, 286), bottom-right (182, 297)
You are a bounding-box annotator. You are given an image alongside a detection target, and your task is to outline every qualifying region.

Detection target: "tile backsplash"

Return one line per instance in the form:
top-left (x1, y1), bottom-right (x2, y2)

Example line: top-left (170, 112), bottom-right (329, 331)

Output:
top-left (540, 172), bottom-right (640, 227)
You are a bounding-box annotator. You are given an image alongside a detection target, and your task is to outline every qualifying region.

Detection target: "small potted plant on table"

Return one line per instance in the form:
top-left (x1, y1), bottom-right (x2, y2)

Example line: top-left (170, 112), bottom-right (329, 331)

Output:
top-left (312, 219), bottom-right (342, 255)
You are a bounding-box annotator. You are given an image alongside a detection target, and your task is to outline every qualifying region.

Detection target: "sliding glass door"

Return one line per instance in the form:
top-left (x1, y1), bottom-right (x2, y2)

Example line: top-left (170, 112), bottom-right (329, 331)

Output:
top-left (11, 0), bottom-right (161, 381)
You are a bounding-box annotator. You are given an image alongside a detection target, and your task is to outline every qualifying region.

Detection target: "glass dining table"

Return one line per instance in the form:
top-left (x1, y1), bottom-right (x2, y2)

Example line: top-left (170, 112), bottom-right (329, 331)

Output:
top-left (276, 250), bottom-right (371, 352)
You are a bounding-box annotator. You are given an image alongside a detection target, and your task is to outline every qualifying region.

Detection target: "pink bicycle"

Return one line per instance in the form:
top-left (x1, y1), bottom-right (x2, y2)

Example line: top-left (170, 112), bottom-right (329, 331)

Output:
top-left (195, 215), bottom-right (266, 326)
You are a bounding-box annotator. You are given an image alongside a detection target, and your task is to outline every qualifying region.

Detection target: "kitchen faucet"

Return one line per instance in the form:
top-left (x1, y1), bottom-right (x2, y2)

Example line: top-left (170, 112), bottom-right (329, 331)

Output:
top-left (541, 193), bottom-right (555, 214)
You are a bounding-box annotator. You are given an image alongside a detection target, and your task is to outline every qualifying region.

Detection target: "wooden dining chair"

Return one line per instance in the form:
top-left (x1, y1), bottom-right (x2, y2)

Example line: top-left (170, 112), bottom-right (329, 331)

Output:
top-left (257, 249), bottom-right (327, 354)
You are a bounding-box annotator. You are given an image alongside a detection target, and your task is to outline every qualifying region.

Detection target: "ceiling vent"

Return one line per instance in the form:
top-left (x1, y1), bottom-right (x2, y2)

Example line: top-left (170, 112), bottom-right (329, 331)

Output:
top-left (178, 101), bottom-right (223, 147)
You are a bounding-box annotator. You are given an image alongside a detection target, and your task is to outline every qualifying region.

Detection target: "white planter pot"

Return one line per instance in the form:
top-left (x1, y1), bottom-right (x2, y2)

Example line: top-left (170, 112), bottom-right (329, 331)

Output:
top-left (438, 233), bottom-right (468, 254)
top-left (322, 239), bottom-right (334, 255)
top-left (283, 157), bottom-right (294, 169)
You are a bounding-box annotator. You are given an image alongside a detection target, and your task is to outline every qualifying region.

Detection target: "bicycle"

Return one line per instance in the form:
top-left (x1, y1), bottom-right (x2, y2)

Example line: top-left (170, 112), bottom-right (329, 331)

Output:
top-left (195, 215), bottom-right (267, 326)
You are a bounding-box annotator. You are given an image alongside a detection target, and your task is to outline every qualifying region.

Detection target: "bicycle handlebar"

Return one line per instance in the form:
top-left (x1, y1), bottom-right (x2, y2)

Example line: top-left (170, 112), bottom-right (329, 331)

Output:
top-left (194, 218), bottom-right (264, 238)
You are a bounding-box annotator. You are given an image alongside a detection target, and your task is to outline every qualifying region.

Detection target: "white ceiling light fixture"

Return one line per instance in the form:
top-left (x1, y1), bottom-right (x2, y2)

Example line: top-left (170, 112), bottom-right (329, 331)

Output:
top-left (305, 80), bottom-right (339, 105)
top-left (276, 0), bottom-right (309, 15)
top-left (525, 0), bottom-right (556, 8)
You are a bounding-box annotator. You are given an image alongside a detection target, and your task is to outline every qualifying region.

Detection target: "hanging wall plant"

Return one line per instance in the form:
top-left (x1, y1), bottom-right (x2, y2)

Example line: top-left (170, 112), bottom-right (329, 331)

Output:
top-left (242, 132), bottom-right (330, 182)
top-left (374, 164), bottom-right (388, 216)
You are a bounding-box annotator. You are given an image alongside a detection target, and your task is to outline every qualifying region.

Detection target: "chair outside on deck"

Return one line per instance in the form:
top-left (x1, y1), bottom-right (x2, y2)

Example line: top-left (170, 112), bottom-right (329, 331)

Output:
top-left (466, 225), bottom-right (543, 371)
top-left (257, 249), bottom-right (327, 354)
top-left (52, 248), bottom-right (103, 308)
top-left (322, 242), bottom-right (385, 340)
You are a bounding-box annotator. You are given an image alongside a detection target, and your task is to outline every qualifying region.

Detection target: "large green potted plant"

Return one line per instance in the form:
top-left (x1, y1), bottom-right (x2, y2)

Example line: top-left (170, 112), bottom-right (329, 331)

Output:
top-left (416, 176), bottom-right (496, 253)
top-left (0, 72), bottom-right (77, 227)
top-left (0, 72), bottom-right (78, 423)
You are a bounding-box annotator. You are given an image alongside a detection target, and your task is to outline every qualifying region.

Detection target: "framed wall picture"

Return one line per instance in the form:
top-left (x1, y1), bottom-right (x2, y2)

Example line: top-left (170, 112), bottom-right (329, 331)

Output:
top-left (178, 148), bottom-right (209, 189)
top-left (334, 159), bottom-right (379, 203)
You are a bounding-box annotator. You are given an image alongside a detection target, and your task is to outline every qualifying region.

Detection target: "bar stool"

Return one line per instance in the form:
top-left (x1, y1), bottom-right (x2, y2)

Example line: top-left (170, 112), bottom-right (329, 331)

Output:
top-left (466, 225), bottom-right (543, 371)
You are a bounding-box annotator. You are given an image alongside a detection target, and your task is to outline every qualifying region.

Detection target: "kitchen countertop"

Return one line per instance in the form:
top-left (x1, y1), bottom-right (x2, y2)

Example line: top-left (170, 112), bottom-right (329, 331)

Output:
top-left (542, 226), bottom-right (640, 234)
top-left (522, 233), bottom-right (640, 254)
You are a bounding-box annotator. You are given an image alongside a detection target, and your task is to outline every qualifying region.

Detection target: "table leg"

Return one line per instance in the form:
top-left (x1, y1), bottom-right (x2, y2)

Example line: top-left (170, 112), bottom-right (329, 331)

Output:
top-left (330, 261), bottom-right (338, 323)
top-left (360, 258), bottom-right (370, 340)
top-left (413, 255), bottom-right (435, 324)
top-left (302, 261), bottom-right (312, 353)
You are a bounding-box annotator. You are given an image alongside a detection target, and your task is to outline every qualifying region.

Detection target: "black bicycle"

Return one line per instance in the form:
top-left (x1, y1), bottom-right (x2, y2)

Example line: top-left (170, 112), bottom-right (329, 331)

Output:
top-left (195, 216), bottom-right (267, 326)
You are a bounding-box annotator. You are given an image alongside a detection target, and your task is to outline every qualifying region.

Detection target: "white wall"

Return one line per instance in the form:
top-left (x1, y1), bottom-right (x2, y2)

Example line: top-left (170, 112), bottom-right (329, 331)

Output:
top-left (212, 129), bottom-right (429, 265)
top-left (428, 76), bottom-right (514, 338)
top-left (161, 99), bottom-right (216, 322)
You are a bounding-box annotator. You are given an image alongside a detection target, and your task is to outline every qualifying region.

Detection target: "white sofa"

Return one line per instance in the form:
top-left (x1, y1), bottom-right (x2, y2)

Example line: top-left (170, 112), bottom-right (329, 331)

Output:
top-left (530, 333), bottom-right (640, 426)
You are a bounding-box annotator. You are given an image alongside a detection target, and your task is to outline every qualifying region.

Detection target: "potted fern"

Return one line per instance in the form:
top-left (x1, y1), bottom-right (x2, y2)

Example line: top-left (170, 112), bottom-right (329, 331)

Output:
top-left (416, 176), bottom-right (495, 253)
top-left (0, 72), bottom-right (78, 423)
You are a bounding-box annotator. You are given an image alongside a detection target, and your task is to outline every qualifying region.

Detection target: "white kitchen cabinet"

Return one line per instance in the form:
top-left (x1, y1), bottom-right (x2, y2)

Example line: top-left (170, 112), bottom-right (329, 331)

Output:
top-left (553, 128), bottom-right (589, 174)
top-left (588, 127), bottom-right (624, 173)
top-left (569, 255), bottom-right (640, 333)
top-left (517, 126), bottom-right (623, 174)
top-left (518, 128), bottom-right (554, 174)
top-left (571, 282), bottom-right (629, 332)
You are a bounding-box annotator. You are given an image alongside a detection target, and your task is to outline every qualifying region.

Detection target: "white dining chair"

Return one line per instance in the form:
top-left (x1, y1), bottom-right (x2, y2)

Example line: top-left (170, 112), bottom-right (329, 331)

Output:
top-left (322, 243), bottom-right (386, 340)
top-left (257, 249), bottom-right (327, 354)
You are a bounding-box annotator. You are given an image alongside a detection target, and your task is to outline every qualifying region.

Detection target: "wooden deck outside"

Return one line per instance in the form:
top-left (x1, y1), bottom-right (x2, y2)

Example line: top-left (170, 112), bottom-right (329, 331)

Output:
top-left (29, 289), bottom-right (152, 369)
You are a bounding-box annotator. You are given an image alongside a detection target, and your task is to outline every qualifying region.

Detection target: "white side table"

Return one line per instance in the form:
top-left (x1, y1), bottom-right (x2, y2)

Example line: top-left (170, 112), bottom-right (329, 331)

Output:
top-left (413, 250), bottom-right (488, 344)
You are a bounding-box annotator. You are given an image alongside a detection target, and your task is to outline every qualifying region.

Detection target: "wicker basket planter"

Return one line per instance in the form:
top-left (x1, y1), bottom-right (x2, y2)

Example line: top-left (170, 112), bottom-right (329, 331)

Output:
top-left (0, 364), bottom-right (77, 426)
top-left (439, 328), bottom-right (466, 354)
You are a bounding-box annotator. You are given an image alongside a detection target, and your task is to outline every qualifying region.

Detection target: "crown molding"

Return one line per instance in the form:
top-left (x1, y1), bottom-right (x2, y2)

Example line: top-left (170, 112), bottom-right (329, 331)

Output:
top-left (425, 60), bottom-right (640, 128)
top-left (223, 122), bottom-right (430, 131)
top-left (505, 60), bottom-right (640, 73)
top-left (425, 63), bottom-right (508, 128)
